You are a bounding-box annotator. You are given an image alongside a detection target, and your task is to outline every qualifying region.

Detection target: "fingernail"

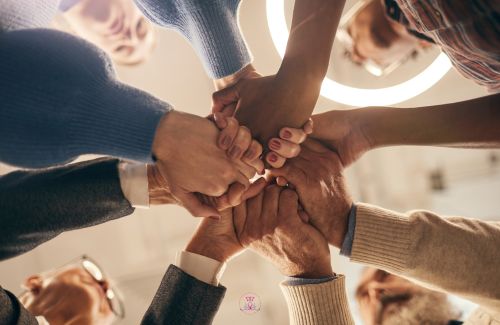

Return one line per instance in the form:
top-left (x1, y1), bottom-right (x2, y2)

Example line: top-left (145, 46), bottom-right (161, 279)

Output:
top-left (221, 136), bottom-right (231, 148)
top-left (270, 140), bottom-right (281, 151)
top-left (282, 130), bottom-right (292, 139)
top-left (229, 146), bottom-right (241, 159)
top-left (268, 153), bottom-right (277, 163)
top-left (244, 149), bottom-right (255, 159)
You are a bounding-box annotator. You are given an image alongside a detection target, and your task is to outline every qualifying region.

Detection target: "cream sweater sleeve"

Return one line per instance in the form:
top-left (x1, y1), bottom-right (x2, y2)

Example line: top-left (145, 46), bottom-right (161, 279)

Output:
top-left (280, 275), bottom-right (355, 325)
top-left (351, 203), bottom-right (500, 313)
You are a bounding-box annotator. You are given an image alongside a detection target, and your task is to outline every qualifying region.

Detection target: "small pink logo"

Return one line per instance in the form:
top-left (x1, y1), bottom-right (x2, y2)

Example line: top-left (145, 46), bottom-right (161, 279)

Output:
top-left (239, 293), bottom-right (261, 314)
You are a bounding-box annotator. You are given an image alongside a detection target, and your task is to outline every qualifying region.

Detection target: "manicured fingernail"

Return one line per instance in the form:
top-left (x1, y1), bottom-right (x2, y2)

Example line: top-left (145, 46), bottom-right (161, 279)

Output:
top-left (282, 130), bottom-right (292, 139)
top-left (244, 149), bottom-right (255, 159)
top-left (270, 140), bottom-right (281, 150)
top-left (229, 146), bottom-right (241, 159)
top-left (268, 153), bottom-right (277, 163)
top-left (221, 136), bottom-right (231, 148)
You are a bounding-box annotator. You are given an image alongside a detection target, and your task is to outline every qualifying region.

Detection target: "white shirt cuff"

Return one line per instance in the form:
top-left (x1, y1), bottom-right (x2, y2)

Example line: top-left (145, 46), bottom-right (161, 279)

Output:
top-left (118, 162), bottom-right (149, 209)
top-left (175, 251), bottom-right (226, 286)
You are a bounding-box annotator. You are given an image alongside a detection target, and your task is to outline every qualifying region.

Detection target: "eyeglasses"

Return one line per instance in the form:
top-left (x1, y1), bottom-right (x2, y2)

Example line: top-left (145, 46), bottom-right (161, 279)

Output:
top-left (20, 255), bottom-right (125, 319)
top-left (78, 255), bottom-right (126, 319)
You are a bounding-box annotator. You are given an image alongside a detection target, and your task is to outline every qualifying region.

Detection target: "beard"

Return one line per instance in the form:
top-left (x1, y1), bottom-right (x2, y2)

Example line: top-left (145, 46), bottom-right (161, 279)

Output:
top-left (382, 291), bottom-right (460, 325)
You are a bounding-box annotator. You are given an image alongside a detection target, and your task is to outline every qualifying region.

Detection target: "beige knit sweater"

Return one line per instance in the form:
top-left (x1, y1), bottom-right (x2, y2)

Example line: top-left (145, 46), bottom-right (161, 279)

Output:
top-left (280, 203), bottom-right (500, 324)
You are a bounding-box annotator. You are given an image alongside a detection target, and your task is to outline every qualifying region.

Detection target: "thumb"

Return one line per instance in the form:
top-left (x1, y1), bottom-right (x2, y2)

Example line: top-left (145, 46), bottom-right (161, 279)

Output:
top-left (177, 191), bottom-right (221, 219)
top-left (212, 83), bottom-right (240, 114)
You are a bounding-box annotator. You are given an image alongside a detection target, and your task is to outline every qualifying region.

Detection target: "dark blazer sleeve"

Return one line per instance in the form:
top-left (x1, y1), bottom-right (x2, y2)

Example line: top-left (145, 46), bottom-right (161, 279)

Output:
top-left (0, 287), bottom-right (38, 325)
top-left (0, 158), bottom-right (135, 261)
top-left (141, 265), bottom-right (226, 325)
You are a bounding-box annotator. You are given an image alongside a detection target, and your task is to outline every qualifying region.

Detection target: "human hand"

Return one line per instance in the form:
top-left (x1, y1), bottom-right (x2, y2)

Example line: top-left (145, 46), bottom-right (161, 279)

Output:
top-left (234, 186), bottom-right (333, 278)
top-left (311, 109), bottom-right (372, 167)
top-left (212, 74), bottom-right (316, 145)
top-left (152, 111), bottom-right (256, 218)
top-left (270, 139), bottom-right (353, 248)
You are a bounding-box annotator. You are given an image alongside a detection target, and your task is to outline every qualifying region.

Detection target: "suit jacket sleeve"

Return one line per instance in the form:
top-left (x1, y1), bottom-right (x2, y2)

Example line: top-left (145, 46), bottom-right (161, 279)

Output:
top-left (141, 265), bottom-right (226, 325)
top-left (0, 158), bottom-right (134, 261)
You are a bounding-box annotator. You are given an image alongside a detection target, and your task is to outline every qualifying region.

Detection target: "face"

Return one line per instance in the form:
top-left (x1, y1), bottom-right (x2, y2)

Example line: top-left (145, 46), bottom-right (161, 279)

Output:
top-left (19, 267), bottom-right (114, 325)
top-left (64, 0), bottom-right (156, 65)
top-left (347, 0), bottom-right (420, 67)
top-left (356, 268), bottom-right (458, 325)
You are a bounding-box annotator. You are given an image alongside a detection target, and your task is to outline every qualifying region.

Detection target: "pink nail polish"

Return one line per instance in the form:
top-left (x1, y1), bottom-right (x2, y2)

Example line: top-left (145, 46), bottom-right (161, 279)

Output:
top-left (270, 140), bottom-right (281, 150)
top-left (283, 130), bottom-right (292, 139)
top-left (268, 154), bottom-right (277, 163)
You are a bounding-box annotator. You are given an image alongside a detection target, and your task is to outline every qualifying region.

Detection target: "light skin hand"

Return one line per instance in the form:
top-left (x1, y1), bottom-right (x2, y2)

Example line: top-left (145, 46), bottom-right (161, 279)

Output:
top-left (311, 109), bottom-right (372, 167)
top-left (152, 111), bottom-right (251, 218)
top-left (234, 186), bottom-right (334, 278)
top-left (271, 139), bottom-right (353, 248)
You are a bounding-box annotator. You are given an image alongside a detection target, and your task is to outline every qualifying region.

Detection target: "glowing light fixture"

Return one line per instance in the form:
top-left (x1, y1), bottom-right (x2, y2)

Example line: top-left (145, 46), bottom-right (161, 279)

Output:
top-left (266, 0), bottom-right (453, 106)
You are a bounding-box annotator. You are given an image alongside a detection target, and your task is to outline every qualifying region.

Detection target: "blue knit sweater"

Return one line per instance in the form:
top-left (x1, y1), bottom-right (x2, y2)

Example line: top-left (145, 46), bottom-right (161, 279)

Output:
top-left (0, 0), bottom-right (251, 168)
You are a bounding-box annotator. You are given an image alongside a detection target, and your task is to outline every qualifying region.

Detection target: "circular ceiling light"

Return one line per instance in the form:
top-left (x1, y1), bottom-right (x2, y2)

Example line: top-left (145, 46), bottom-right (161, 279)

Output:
top-left (266, 0), bottom-right (452, 107)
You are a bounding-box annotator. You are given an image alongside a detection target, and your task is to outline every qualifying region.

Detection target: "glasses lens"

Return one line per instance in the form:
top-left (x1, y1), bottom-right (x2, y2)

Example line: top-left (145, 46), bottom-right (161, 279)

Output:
top-left (82, 259), bottom-right (104, 281)
top-left (107, 288), bottom-right (126, 318)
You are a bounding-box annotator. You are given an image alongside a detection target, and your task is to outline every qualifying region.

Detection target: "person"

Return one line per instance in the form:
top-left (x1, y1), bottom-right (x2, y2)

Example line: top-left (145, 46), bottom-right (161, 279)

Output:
top-left (356, 268), bottom-right (461, 325)
top-left (0, 0), bottom-right (309, 218)
top-left (344, 0), bottom-right (500, 91)
top-left (270, 139), bottom-right (500, 324)
top-left (17, 255), bottom-right (122, 325)
top-left (59, 0), bottom-right (156, 65)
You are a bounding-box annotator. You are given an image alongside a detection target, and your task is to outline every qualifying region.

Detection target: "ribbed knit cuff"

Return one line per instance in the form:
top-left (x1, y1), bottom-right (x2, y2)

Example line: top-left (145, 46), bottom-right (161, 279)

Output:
top-left (350, 203), bottom-right (413, 273)
top-left (136, 0), bottom-right (252, 78)
top-left (280, 275), bottom-right (354, 325)
top-left (74, 80), bottom-right (172, 164)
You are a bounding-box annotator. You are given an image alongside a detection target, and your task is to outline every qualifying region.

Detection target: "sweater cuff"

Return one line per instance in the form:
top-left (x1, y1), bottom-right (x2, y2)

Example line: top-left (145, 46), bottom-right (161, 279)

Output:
top-left (350, 203), bottom-right (413, 273)
top-left (76, 80), bottom-right (172, 164)
top-left (280, 275), bottom-right (354, 325)
top-left (137, 0), bottom-right (252, 78)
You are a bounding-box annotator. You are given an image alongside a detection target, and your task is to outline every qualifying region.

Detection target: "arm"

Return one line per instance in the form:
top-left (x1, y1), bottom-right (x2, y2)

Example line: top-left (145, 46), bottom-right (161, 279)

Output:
top-left (0, 158), bottom-right (134, 261)
top-left (350, 204), bottom-right (500, 312)
top-left (311, 93), bottom-right (500, 166)
top-left (0, 287), bottom-right (38, 325)
top-left (212, 0), bottom-right (345, 146)
top-left (134, 0), bottom-right (252, 79)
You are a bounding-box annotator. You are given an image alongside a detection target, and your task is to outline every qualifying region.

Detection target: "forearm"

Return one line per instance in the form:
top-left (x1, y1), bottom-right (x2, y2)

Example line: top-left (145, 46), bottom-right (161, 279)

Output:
top-left (0, 158), bottom-right (134, 261)
top-left (135, 0), bottom-right (251, 78)
top-left (359, 94), bottom-right (500, 149)
top-left (0, 29), bottom-right (170, 168)
top-left (350, 203), bottom-right (500, 311)
top-left (279, 0), bottom-right (344, 83)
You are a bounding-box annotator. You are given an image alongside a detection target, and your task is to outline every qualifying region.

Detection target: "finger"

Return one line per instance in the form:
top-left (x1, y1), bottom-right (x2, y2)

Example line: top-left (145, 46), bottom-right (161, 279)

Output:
top-left (278, 189), bottom-right (299, 224)
top-left (233, 199), bottom-right (248, 245)
top-left (268, 138), bottom-right (301, 159)
top-left (279, 127), bottom-right (307, 144)
top-left (227, 182), bottom-right (247, 207)
top-left (303, 118), bottom-right (314, 135)
top-left (243, 140), bottom-right (263, 163)
top-left (270, 164), bottom-right (305, 187)
top-left (266, 152), bottom-right (286, 168)
top-left (244, 190), bottom-right (265, 243)
top-left (213, 112), bottom-right (228, 129)
top-left (276, 176), bottom-right (288, 187)
top-left (235, 172), bottom-right (250, 189)
top-left (177, 191), bottom-right (220, 218)
top-left (229, 126), bottom-right (252, 160)
top-left (218, 117), bottom-right (239, 150)
top-left (298, 210), bottom-right (310, 223)
top-left (260, 185), bottom-right (282, 234)
top-left (236, 160), bottom-right (257, 179)
top-left (241, 177), bottom-right (268, 201)
top-left (212, 84), bottom-right (239, 114)
top-left (221, 104), bottom-right (236, 117)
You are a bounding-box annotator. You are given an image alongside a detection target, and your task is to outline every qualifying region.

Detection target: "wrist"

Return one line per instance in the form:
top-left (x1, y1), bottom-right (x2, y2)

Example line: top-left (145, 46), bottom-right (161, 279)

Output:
top-left (185, 238), bottom-right (232, 263)
top-left (288, 263), bottom-right (334, 279)
top-left (327, 200), bottom-right (353, 249)
top-left (213, 64), bottom-right (261, 90)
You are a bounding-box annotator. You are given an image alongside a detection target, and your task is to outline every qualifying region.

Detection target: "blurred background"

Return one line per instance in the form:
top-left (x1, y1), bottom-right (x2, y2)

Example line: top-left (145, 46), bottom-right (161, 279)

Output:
top-left (1, 0), bottom-right (499, 324)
